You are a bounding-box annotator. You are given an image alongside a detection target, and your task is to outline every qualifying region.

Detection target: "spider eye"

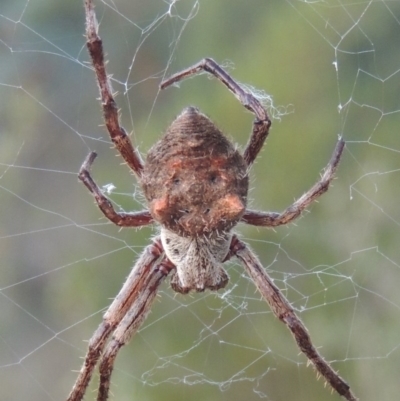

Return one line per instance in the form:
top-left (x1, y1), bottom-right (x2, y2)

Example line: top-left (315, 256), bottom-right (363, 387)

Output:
top-left (173, 178), bottom-right (180, 185)
top-left (209, 173), bottom-right (218, 184)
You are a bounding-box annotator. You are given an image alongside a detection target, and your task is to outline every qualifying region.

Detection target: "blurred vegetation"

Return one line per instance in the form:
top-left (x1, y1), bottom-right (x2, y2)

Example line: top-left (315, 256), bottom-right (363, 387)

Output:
top-left (1, 1), bottom-right (400, 401)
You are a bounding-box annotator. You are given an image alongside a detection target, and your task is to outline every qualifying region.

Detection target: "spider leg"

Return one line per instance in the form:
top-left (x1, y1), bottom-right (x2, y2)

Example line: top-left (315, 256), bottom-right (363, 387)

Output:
top-left (79, 151), bottom-right (153, 227)
top-left (160, 58), bottom-right (271, 166)
top-left (96, 257), bottom-right (174, 401)
top-left (229, 236), bottom-right (357, 401)
top-left (66, 239), bottom-right (170, 401)
top-left (241, 137), bottom-right (345, 227)
top-left (84, 0), bottom-right (144, 177)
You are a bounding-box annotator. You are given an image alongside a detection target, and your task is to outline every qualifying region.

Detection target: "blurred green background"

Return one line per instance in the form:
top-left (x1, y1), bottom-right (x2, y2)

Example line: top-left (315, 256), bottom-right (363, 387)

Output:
top-left (1, 1), bottom-right (400, 401)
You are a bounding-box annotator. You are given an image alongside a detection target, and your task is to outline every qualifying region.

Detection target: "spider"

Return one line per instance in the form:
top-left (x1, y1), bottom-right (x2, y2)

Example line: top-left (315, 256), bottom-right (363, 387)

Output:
top-left (67, 1), bottom-right (356, 401)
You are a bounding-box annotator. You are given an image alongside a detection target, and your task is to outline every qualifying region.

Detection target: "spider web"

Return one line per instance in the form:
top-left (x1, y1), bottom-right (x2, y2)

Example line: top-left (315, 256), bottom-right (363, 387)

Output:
top-left (1, 1), bottom-right (400, 400)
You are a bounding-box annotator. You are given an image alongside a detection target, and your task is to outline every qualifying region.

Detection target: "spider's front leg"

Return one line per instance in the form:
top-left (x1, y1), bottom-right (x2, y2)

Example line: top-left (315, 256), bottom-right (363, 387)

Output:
top-left (229, 236), bottom-right (357, 401)
top-left (241, 137), bottom-right (345, 227)
top-left (66, 239), bottom-right (172, 401)
top-left (96, 254), bottom-right (174, 401)
top-left (79, 151), bottom-right (153, 227)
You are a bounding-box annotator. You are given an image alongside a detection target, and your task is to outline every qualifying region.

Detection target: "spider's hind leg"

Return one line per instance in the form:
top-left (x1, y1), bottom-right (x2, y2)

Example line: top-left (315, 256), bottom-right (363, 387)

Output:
top-left (161, 58), bottom-right (272, 167)
top-left (84, 0), bottom-right (144, 177)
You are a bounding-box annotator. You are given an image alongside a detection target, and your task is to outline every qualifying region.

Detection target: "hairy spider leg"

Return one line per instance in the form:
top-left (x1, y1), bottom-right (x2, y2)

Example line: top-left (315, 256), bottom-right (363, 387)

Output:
top-left (161, 58), bottom-right (271, 166)
top-left (229, 235), bottom-right (357, 401)
top-left (241, 137), bottom-right (345, 226)
top-left (66, 239), bottom-right (172, 401)
top-left (85, 0), bottom-right (144, 177)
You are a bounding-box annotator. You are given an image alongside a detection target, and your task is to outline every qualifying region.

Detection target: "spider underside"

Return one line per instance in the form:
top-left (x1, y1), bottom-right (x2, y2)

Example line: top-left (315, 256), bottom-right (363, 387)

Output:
top-left (67, 1), bottom-right (357, 401)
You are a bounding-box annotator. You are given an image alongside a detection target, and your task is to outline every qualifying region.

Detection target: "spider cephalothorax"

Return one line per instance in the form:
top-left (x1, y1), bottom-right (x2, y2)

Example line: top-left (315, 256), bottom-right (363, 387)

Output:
top-left (142, 106), bottom-right (248, 237)
top-left (161, 227), bottom-right (232, 293)
top-left (67, 2), bottom-right (356, 401)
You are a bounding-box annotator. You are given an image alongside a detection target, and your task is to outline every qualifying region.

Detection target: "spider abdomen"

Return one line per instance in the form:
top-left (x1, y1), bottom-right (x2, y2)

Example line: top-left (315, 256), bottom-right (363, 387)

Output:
top-left (141, 107), bottom-right (249, 236)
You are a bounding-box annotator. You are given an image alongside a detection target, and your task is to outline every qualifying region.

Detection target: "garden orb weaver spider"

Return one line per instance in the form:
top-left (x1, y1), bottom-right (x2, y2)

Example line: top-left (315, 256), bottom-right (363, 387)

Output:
top-left (67, 1), bottom-right (357, 400)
